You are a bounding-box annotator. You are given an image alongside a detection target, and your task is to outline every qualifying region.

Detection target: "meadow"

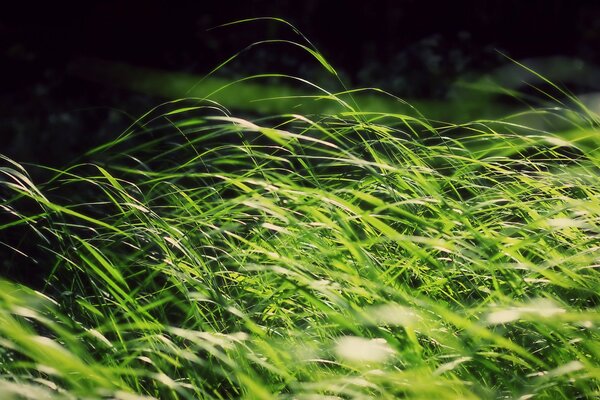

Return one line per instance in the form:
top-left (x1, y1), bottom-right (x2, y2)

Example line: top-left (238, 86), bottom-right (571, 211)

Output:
top-left (1, 20), bottom-right (599, 399)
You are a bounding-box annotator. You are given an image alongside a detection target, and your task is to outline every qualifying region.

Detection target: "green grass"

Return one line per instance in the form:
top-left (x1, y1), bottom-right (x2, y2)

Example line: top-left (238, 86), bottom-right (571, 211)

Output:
top-left (1, 21), bottom-right (600, 399)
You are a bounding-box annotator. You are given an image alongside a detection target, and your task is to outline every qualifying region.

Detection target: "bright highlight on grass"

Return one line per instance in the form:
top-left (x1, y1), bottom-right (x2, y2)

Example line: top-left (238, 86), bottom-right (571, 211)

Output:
top-left (1, 19), bottom-right (599, 400)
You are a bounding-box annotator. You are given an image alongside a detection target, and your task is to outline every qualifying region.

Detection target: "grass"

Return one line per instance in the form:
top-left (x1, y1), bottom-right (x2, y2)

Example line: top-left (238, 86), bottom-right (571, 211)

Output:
top-left (1, 20), bottom-right (600, 399)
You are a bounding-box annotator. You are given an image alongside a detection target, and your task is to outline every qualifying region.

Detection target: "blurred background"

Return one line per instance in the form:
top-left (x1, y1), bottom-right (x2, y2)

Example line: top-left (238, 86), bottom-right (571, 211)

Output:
top-left (1, 0), bottom-right (599, 166)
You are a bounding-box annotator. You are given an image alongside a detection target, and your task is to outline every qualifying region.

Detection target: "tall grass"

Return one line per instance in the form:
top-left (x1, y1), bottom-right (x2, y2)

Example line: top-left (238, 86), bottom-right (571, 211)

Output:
top-left (1, 21), bottom-right (600, 399)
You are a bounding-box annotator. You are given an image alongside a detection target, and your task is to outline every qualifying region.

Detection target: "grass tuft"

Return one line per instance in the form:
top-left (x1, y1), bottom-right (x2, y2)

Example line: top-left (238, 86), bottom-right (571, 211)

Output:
top-left (1, 21), bottom-right (599, 399)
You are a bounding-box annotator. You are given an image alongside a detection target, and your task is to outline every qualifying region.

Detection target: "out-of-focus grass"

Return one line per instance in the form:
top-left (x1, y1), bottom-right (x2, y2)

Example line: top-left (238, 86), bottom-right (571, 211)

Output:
top-left (1, 19), bottom-right (600, 400)
top-left (69, 53), bottom-right (600, 123)
top-left (69, 57), bottom-right (514, 121)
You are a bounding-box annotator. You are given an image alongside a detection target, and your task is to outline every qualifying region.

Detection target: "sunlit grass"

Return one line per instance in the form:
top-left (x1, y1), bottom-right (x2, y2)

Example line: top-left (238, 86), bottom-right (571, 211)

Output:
top-left (1, 20), bottom-right (600, 399)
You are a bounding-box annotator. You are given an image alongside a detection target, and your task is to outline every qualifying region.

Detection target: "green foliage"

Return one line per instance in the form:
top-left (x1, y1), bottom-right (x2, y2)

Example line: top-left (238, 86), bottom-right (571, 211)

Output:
top-left (1, 21), bottom-right (600, 399)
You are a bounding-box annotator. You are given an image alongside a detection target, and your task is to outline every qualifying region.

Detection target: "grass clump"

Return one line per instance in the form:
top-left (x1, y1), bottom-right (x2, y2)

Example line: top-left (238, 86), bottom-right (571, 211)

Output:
top-left (1, 23), bottom-right (600, 400)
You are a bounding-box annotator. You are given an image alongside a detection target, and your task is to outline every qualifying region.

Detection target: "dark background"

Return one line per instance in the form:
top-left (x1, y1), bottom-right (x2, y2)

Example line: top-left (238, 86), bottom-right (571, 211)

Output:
top-left (1, 0), bottom-right (599, 166)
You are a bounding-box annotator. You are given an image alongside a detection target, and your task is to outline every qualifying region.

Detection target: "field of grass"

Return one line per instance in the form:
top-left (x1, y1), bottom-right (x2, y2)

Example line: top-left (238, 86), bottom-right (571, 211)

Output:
top-left (1, 23), bottom-right (600, 399)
